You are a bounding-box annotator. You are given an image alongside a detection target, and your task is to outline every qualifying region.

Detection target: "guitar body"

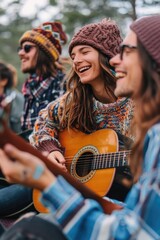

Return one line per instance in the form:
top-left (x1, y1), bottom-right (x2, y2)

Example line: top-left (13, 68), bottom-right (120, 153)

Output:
top-left (59, 129), bottom-right (118, 196)
top-left (33, 128), bottom-right (119, 213)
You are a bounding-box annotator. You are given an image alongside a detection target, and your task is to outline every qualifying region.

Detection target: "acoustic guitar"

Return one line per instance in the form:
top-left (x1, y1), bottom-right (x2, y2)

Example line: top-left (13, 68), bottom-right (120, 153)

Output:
top-left (33, 128), bottom-right (131, 213)
top-left (0, 96), bottom-right (122, 216)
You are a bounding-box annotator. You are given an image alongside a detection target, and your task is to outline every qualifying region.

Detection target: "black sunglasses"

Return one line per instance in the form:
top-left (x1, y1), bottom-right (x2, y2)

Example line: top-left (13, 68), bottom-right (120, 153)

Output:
top-left (120, 44), bottom-right (137, 60)
top-left (17, 44), bottom-right (37, 53)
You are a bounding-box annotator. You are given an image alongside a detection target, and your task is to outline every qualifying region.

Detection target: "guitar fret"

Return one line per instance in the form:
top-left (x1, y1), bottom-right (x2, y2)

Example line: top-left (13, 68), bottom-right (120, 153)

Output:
top-left (113, 152), bottom-right (116, 168)
top-left (106, 153), bottom-right (109, 168)
top-left (98, 155), bottom-right (102, 169)
top-left (100, 153), bottom-right (103, 170)
top-left (111, 153), bottom-right (116, 168)
top-left (101, 153), bottom-right (105, 170)
top-left (123, 152), bottom-right (127, 166)
top-left (104, 153), bottom-right (108, 169)
top-left (93, 155), bottom-right (98, 170)
top-left (108, 153), bottom-right (111, 168)
top-left (118, 152), bottom-right (120, 167)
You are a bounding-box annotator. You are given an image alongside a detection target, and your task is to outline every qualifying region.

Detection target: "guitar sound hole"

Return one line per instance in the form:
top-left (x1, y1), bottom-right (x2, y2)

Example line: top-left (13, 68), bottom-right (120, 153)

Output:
top-left (76, 152), bottom-right (93, 177)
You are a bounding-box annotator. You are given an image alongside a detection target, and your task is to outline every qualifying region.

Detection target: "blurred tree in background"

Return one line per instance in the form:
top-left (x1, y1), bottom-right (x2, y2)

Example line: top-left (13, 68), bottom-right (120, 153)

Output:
top-left (0, 0), bottom-right (159, 89)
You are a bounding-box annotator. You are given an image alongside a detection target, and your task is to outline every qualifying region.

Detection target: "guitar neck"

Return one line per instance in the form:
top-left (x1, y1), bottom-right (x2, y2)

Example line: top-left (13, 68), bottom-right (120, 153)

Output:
top-left (92, 150), bottom-right (130, 170)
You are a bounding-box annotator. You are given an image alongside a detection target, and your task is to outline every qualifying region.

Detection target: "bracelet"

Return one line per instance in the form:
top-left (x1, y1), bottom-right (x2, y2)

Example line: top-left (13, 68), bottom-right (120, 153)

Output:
top-left (33, 165), bottom-right (45, 180)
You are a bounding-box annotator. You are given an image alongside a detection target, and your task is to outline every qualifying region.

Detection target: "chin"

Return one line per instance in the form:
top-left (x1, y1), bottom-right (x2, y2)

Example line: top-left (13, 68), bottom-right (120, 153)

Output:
top-left (80, 79), bottom-right (89, 84)
top-left (22, 66), bottom-right (32, 74)
top-left (114, 89), bottom-right (131, 98)
top-left (22, 69), bottom-right (29, 74)
top-left (114, 88), bottom-right (122, 97)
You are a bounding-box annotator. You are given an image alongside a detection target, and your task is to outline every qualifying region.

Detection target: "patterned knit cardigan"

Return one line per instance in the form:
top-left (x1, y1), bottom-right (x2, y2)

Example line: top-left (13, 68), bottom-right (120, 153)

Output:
top-left (30, 95), bottom-right (134, 153)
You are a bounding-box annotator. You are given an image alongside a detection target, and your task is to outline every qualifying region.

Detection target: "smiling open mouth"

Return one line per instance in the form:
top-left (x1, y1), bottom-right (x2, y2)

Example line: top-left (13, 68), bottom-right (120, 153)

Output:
top-left (78, 66), bottom-right (90, 73)
top-left (115, 72), bottom-right (126, 79)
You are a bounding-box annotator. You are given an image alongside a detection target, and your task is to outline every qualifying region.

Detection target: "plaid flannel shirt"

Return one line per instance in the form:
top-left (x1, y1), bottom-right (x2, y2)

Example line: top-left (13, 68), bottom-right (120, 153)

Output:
top-left (21, 71), bottom-right (65, 132)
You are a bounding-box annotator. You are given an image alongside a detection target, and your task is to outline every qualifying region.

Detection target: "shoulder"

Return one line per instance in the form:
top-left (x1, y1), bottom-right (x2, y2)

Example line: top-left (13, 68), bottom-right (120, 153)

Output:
top-left (145, 123), bottom-right (160, 144)
top-left (14, 89), bottom-right (24, 100)
top-left (93, 97), bottom-right (134, 112)
top-left (12, 89), bottom-right (24, 106)
top-left (46, 93), bottom-right (68, 119)
top-left (148, 123), bottom-right (160, 135)
top-left (48, 93), bottom-right (67, 109)
top-left (143, 123), bottom-right (160, 170)
top-left (5, 89), bottom-right (24, 106)
top-left (144, 123), bottom-right (160, 150)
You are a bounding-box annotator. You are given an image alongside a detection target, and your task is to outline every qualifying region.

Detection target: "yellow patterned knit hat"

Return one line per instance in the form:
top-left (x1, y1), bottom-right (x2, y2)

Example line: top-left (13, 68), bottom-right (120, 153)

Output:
top-left (19, 21), bottom-right (67, 61)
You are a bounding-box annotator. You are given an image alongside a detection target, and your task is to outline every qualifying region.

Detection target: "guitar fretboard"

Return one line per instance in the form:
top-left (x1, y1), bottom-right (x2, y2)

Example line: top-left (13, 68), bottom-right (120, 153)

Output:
top-left (92, 150), bottom-right (131, 170)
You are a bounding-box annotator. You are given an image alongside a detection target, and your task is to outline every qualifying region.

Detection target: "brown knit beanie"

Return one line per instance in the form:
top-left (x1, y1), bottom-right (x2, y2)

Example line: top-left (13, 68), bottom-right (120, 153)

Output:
top-left (130, 15), bottom-right (160, 67)
top-left (69, 18), bottom-right (122, 59)
top-left (19, 21), bottom-right (67, 61)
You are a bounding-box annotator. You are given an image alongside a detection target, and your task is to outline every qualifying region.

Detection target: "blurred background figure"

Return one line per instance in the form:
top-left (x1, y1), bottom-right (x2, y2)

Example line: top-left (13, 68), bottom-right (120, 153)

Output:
top-left (7, 64), bottom-right (18, 88)
top-left (0, 61), bottom-right (24, 134)
top-left (18, 21), bottom-right (67, 140)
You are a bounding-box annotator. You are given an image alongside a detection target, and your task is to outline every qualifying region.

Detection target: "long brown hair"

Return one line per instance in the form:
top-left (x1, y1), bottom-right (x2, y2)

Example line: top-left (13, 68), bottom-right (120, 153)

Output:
top-left (35, 48), bottom-right (57, 77)
top-left (59, 53), bottom-right (117, 133)
top-left (131, 39), bottom-right (160, 181)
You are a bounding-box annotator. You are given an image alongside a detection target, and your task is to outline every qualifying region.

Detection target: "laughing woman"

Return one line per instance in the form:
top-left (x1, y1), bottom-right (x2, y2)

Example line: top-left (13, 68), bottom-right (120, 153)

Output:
top-left (30, 19), bottom-right (134, 201)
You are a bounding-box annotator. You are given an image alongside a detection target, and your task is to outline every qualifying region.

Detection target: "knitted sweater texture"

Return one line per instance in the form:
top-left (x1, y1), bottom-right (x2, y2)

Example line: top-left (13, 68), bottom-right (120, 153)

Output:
top-left (30, 95), bottom-right (134, 153)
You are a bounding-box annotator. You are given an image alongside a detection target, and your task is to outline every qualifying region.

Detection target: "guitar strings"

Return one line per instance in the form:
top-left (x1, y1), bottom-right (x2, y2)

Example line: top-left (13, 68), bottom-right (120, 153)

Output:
top-left (64, 150), bottom-right (131, 162)
top-left (64, 150), bottom-right (131, 166)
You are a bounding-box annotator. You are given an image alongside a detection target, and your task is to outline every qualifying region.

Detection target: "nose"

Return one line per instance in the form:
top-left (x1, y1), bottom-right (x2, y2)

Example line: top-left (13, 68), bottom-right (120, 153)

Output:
top-left (73, 54), bottom-right (83, 65)
top-left (109, 54), bottom-right (121, 67)
top-left (18, 48), bottom-right (25, 57)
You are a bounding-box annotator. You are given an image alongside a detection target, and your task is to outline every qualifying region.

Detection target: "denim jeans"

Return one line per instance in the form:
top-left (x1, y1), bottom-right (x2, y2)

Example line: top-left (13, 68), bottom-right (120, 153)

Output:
top-left (0, 184), bottom-right (36, 217)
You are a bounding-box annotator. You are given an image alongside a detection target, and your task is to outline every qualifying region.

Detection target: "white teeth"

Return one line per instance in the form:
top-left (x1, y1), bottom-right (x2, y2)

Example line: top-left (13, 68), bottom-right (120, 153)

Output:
top-left (115, 72), bottom-right (126, 79)
top-left (79, 66), bottom-right (90, 72)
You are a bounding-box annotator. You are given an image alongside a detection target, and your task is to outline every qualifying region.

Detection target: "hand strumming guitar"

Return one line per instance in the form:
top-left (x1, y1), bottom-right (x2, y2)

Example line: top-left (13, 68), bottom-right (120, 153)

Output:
top-left (48, 151), bottom-right (67, 172)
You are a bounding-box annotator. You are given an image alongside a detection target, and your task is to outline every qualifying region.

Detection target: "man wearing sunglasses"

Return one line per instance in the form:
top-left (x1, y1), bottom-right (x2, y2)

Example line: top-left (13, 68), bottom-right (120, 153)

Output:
top-left (0, 22), bottom-right (68, 223)
top-left (18, 21), bottom-right (67, 140)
